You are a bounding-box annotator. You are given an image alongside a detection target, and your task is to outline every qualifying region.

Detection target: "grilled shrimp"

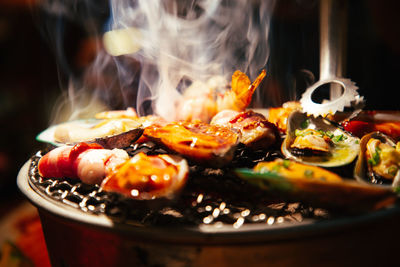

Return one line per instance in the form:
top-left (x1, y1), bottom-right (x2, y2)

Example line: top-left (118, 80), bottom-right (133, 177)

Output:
top-left (217, 69), bottom-right (266, 113)
top-left (178, 70), bottom-right (266, 122)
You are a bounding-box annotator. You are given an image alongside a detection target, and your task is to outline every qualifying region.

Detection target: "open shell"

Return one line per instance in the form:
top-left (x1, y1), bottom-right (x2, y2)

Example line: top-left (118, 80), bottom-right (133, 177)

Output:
top-left (36, 119), bottom-right (143, 149)
top-left (102, 153), bottom-right (189, 200)
top-left (235, 159), bottom-right (396, 212)
top-left (282, 111), bottom-right (360, 168)
top-left (354, 131), bottom-right (400, 187)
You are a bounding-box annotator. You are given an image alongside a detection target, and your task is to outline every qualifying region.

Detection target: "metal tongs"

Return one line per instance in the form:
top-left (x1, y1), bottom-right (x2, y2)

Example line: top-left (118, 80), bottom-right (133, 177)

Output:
top-left (300, 0), bottom-right (364, 118)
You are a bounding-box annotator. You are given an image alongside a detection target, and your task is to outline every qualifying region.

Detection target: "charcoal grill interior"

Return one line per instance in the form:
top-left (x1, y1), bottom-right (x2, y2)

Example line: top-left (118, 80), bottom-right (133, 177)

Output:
top-left (27, 141), bottom-right (340, 230)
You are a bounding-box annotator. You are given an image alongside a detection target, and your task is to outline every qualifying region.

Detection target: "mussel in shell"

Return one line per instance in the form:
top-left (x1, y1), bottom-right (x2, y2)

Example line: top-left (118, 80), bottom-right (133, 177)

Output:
top-left (235, 159), bottom-right (396, 212)
top-left (282, 111), bottom-right (360, 167)
top-left (354, 132), bottom-right (400, 187)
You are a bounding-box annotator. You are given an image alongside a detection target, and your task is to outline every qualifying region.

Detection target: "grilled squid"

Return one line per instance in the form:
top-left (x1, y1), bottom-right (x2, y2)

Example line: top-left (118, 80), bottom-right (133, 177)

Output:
top-left (211, 110), bottom-right (279, 150)
top-left (38, 143), bottom-right (129, 184)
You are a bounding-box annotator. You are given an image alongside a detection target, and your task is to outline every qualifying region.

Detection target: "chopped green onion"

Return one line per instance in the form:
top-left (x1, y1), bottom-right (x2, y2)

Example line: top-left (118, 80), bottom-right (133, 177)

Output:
top-left (282, 160), bottom-right (291, 169)
top-left (304, 169), bottom-right (314, 178)
top-left (272, 164), bottom-right (281, 173)
top-left (388, 165), bottom-right (398, 176)
top-left (369, 147), bottom-right (381, 166)
top-left (332, 134), bottom-right (347, 143)
top-left (316, 129), bottom-right (325, 137)
top-left (325, 131), bottom-right (334, 139)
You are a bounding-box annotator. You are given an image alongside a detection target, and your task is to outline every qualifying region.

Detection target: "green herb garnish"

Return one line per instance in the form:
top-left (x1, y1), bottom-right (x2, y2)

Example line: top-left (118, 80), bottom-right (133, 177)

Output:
top-left (325, 131), bottom-right (334, 139)
top-left (388, 165), bottom-right (398, 176)
top-left (368, 146), bottom-right (381, 166)
top-left (332, 134), bottom-right (347, 143)
top-left (304, 169), bottom-right (314, 178)
top-left (272, 164), bottom-right (281, 173)
top-left (316, 130), bottom-right (326, 137)
top-left (282, 160), bottom-right (291, 169)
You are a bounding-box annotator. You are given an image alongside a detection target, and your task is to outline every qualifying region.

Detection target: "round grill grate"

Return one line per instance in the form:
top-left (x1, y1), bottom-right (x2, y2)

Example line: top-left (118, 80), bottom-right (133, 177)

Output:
top-left (28, 142), bottom-right (332, 229)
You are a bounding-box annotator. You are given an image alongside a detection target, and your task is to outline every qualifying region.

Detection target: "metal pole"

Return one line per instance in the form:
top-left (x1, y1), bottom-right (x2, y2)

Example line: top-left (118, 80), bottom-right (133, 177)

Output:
top-left (319, 0), bottom-right (348, 100)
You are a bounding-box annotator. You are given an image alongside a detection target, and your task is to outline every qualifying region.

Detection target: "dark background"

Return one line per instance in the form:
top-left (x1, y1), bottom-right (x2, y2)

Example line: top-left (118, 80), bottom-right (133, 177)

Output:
top-left (0, 0), bottom-right (399, 203)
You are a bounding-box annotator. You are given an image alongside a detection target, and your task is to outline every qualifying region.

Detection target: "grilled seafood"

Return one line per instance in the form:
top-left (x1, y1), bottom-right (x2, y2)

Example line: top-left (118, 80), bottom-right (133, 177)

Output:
top-left (178, 70), bottom-right (266, 122)
top-left (354, 132), bottom-right (400, 186)
top-left (50, 118), bottom-right (143, 149)
top-left (365, 138), bottom-right (400, 180)
top-left (267, 101), bottom-right (302, 133)
top-left (290, 128), bottom-right (332, 155)
top-left (95, 107), bottom-right (138, 119)
top-left (282, 111), bottom-right (360, 167)
top-left (38, 143), bottom-right (129, 184)
top-left (342, 120), bottom-right (400, 141)
top-left (144, 121), bottom-right (239, 167)
top-left (95, 108), bottom-right (167, 128)
top-left (102, 152), bottom-right (189, 200)
top-left (236, 159), bottom-right (397, 212)
top-left (252, 158), bottom-right (343, 182)
top-left (211, 110), bottom-right (279, 150)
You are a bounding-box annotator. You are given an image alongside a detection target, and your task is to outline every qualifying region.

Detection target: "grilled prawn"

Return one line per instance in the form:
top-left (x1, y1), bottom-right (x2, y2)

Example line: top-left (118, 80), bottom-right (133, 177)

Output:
top-left (178, 70), bottom-right (266, 122)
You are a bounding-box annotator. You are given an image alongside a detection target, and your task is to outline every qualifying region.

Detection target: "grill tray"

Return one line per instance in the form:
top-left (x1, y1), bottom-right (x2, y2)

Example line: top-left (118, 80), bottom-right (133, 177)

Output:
top-left (28, 142), bottom-right (334, 230)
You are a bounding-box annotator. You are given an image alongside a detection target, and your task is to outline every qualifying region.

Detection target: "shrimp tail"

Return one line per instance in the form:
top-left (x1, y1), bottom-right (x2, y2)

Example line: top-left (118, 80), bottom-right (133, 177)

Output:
top-left (220, 69), bottom-right (267, 112)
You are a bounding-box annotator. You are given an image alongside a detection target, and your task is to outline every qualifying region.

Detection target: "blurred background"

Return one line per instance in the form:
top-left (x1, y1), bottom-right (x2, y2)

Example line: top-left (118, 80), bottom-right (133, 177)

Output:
top-left (0, 0), bottom-right (399, 207)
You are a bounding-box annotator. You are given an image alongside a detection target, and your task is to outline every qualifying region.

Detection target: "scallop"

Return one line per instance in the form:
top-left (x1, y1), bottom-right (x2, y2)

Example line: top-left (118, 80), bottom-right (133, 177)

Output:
top-left (36, 118), bottom-right (143, 149)
top-left (101, 153), bottom-right (189, 200)
top-left (354, 132), bottom-right (400, 187)
top-left (281, 111), bottom-right (360, 167)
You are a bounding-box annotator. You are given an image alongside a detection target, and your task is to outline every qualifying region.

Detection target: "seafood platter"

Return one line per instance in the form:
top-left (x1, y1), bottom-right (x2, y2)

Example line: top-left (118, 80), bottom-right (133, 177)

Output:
top-left (18, 70), bottom-right (400, 266)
